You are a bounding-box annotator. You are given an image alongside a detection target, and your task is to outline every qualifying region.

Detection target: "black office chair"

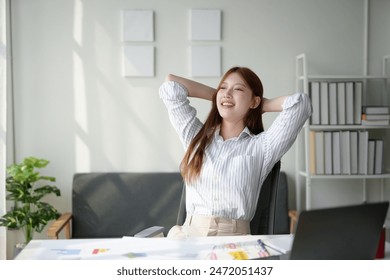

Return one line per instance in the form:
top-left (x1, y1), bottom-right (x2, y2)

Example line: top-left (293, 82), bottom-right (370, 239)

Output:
top-left (252, 161), bottom-right (290, 234)
top-left (175, 161), bottom-right (290, 235)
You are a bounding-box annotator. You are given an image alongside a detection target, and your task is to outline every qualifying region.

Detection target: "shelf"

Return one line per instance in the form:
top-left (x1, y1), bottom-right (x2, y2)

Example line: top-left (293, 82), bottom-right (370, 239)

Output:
top-left (295, 53), bottom-right (390, 211)
top-left (298, 171), bottom-right (390, 179)
top-left (308, 124), bottom-right (390, 131)
top-left (297, 75), bottom-right (390, 81)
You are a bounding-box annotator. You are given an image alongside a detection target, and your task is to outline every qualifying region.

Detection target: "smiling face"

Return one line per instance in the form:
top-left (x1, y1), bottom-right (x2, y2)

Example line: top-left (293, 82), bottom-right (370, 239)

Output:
top-left (216, 72), bottom-right (260, 126)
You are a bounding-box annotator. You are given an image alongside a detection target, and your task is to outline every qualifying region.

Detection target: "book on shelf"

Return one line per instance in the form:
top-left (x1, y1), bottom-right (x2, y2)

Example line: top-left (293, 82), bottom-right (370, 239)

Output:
top-left (362, 113), bottom-right (390, 120)
top-left (374, 140), bottom-right (383, 174)
top-left (350, 131), bottom-right (358, 174)
top-left (345, 82), bottom-right (354, 125)
top-left (361, 119), bottom-right (390, 126)
top-left (354, 82), bottom-right (362, 124)
top-left (310, 82), bottom-right (320, 125)
top-left (367, 140), bottom-right (375, 175)
top-left (362, 106), bottom-right (390, 115)
top-left (340, 131), bottom-right (351, 174)
top-left (358, 131), bottom-right (369, 175)
top-left (315, 131), bottom-right (324, 175)
top-left (320, 82), bottom-right (329, 125)
top-left (324, 132), bottom-right (333, 175)
top-left (332, 131), bottom-right (341, 174)
top-left (329, 83), bottom-right (338, 125)
top-left (337, 82), bottom-right (346, 125)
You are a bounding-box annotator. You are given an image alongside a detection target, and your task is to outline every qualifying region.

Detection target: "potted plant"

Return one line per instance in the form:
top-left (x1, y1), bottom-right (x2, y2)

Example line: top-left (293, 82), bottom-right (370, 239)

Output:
top-left (0, 156), bottom-right (61, 247)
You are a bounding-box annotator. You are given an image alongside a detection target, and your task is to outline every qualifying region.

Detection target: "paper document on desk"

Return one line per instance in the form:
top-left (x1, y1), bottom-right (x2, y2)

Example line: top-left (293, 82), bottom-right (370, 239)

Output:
top-left (31, 239), bottom-right (134, 260)
top-left (262, 235), bottom-right (293, 254)
top-left (116, 236), bottom-right (212, 260)
top-left (204, 239), bottom-right (277, 260)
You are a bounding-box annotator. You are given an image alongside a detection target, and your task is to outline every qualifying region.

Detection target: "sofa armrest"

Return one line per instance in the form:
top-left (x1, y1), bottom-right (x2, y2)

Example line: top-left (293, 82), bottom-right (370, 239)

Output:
top-left (47, 212), bottom-right (73, 239)
top-left (134, 226), bottom-right (165, 238)
top-left (288, 210), bottom-right (298, 234)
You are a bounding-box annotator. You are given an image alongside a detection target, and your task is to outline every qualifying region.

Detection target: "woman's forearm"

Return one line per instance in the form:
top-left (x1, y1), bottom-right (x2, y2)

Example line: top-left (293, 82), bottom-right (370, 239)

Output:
top-left (166, 74), bottom-right (215, 101)
top-left (262, 96), bottom-right (288, 113)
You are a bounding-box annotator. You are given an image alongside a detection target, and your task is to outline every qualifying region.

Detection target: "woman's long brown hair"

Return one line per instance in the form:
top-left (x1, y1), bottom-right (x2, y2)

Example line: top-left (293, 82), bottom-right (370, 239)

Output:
top-left (180, 67), bottom-right (264, 183)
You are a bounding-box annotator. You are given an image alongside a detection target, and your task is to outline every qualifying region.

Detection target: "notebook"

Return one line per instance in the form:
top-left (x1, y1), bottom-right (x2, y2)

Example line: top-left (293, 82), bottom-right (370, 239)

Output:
top-left (289, 202), bottom-right (389, 260)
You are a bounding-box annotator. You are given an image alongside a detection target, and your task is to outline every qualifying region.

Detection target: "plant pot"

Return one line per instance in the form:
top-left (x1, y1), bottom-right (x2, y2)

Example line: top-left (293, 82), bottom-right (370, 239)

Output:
top-left (14, 242), bottom-right (26, 259)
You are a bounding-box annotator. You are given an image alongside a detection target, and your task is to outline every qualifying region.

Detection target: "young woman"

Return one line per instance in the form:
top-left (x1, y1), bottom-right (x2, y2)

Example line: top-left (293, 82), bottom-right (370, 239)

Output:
top-left (159, 67), bottom-right (312, 237)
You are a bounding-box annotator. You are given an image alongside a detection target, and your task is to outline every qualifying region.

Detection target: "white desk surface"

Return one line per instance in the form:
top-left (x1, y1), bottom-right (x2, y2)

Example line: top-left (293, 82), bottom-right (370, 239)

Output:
top-left (15, 234), bottom-right (292, 260)
top-left (15, 234), bottom-right (390, 260)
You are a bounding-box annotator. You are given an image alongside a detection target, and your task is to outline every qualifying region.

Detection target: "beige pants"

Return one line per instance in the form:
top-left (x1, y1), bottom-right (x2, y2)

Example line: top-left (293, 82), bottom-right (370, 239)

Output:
top-left (167, 215), bottom-right (250, 238)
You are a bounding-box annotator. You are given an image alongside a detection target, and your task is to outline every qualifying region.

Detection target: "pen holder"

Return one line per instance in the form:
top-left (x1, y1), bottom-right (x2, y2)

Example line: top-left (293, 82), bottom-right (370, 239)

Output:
top-left (375, 227), bottom-right (386, 259)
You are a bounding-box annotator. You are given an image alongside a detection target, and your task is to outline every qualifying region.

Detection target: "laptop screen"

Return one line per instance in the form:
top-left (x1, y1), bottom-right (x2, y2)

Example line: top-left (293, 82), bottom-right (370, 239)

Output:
top-left (290, 202), bottom-right (389, 260)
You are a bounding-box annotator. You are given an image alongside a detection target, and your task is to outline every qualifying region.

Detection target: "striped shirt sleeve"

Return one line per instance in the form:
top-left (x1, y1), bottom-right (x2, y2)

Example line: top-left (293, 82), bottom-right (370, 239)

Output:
top-left (261, 93), bottom-right (312, 179)
top-left (159, 81), bottom-right (203, 148)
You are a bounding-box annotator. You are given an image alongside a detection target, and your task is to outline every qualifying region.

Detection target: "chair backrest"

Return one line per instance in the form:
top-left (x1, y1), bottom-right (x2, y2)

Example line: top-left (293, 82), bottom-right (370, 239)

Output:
top-left (250, 161), bottom-right (283, 234)
top-left (176, 161), bottom-right (289, 235)
top-left (72, 172), bottom-right (184, 238)
top-left (274, 169), bottom-right (290, 234)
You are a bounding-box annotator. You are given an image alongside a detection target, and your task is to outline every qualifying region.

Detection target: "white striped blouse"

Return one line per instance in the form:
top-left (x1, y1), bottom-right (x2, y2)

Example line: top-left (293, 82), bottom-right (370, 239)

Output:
top-left (159, 81), bottom-right (312, 221)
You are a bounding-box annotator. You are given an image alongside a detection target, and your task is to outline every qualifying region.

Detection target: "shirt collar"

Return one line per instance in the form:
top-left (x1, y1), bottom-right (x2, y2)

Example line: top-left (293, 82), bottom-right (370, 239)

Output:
top-left (214, 126), bottom-right (254, 142)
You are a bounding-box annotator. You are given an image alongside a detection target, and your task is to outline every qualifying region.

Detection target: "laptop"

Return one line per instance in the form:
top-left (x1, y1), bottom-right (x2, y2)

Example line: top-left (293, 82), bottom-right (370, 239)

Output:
top-left (288, 202), bottom-right (389, 260)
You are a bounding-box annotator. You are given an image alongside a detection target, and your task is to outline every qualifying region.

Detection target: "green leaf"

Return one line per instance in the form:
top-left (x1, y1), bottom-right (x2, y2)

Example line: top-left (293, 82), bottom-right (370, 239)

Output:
top-left (39, 176), bottom-right (56, 182)
top-left (34, 185), bottom-right (61, 196)
top-left (23, 157), bottom-right (49, 169)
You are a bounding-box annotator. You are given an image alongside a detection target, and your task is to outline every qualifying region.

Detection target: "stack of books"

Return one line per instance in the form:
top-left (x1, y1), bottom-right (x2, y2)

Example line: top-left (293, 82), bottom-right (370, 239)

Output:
top-left (361, 106), bottom-right (390, 126)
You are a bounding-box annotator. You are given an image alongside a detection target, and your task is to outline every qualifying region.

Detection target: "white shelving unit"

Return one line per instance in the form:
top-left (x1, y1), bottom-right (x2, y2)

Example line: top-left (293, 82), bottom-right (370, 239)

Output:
top-left (295, 53), bottom-right (390, 212)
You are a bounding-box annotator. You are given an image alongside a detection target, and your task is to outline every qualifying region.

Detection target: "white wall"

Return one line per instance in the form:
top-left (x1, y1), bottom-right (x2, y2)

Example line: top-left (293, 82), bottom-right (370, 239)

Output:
top-left (368, 0), bottom-right (390, 76)
top-left (6, 0), bottom-right (389, 258)
top-left (0, 0), bottom-right (8, 261)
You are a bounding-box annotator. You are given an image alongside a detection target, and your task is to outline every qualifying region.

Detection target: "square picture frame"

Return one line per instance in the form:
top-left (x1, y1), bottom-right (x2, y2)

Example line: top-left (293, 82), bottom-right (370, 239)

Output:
top-left (122, 45), bottom-right (155, 77)
top-left (122, 10), bottom-right (154, 42)
top-left (190, 9), bottom-right (221, 41)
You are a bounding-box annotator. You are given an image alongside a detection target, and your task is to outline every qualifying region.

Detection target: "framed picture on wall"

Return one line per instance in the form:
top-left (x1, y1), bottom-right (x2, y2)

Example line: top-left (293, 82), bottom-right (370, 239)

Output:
top-left (122, 45), bottom-right (155, 77)
top-left (190, 9), bottom-right (221, 41)
top-left (122, 10), bottom-right (154, 42)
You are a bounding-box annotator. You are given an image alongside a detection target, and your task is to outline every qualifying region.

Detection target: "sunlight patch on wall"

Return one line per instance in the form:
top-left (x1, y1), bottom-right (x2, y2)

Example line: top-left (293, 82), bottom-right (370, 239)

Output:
top-left (73, 50), bottom-right (90, 170)
top-left (75, 134), bottom-right (91, 171)
top-left (73, 51), bottom-right (88, 132)
top-left (73, 0), bottom-right (83, 46)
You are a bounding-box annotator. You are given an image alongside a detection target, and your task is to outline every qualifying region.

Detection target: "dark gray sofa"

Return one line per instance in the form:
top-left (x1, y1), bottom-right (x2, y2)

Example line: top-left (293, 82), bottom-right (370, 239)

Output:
top-left (47, 171), bottom-right (290, 239)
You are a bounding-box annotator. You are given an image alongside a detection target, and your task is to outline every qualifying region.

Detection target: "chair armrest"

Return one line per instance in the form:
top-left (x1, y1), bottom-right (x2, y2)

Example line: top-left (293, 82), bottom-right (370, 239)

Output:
top-left (134, 226), bottom-right (165, 238)
top-left (47, 212), bottom-right (73, 239)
